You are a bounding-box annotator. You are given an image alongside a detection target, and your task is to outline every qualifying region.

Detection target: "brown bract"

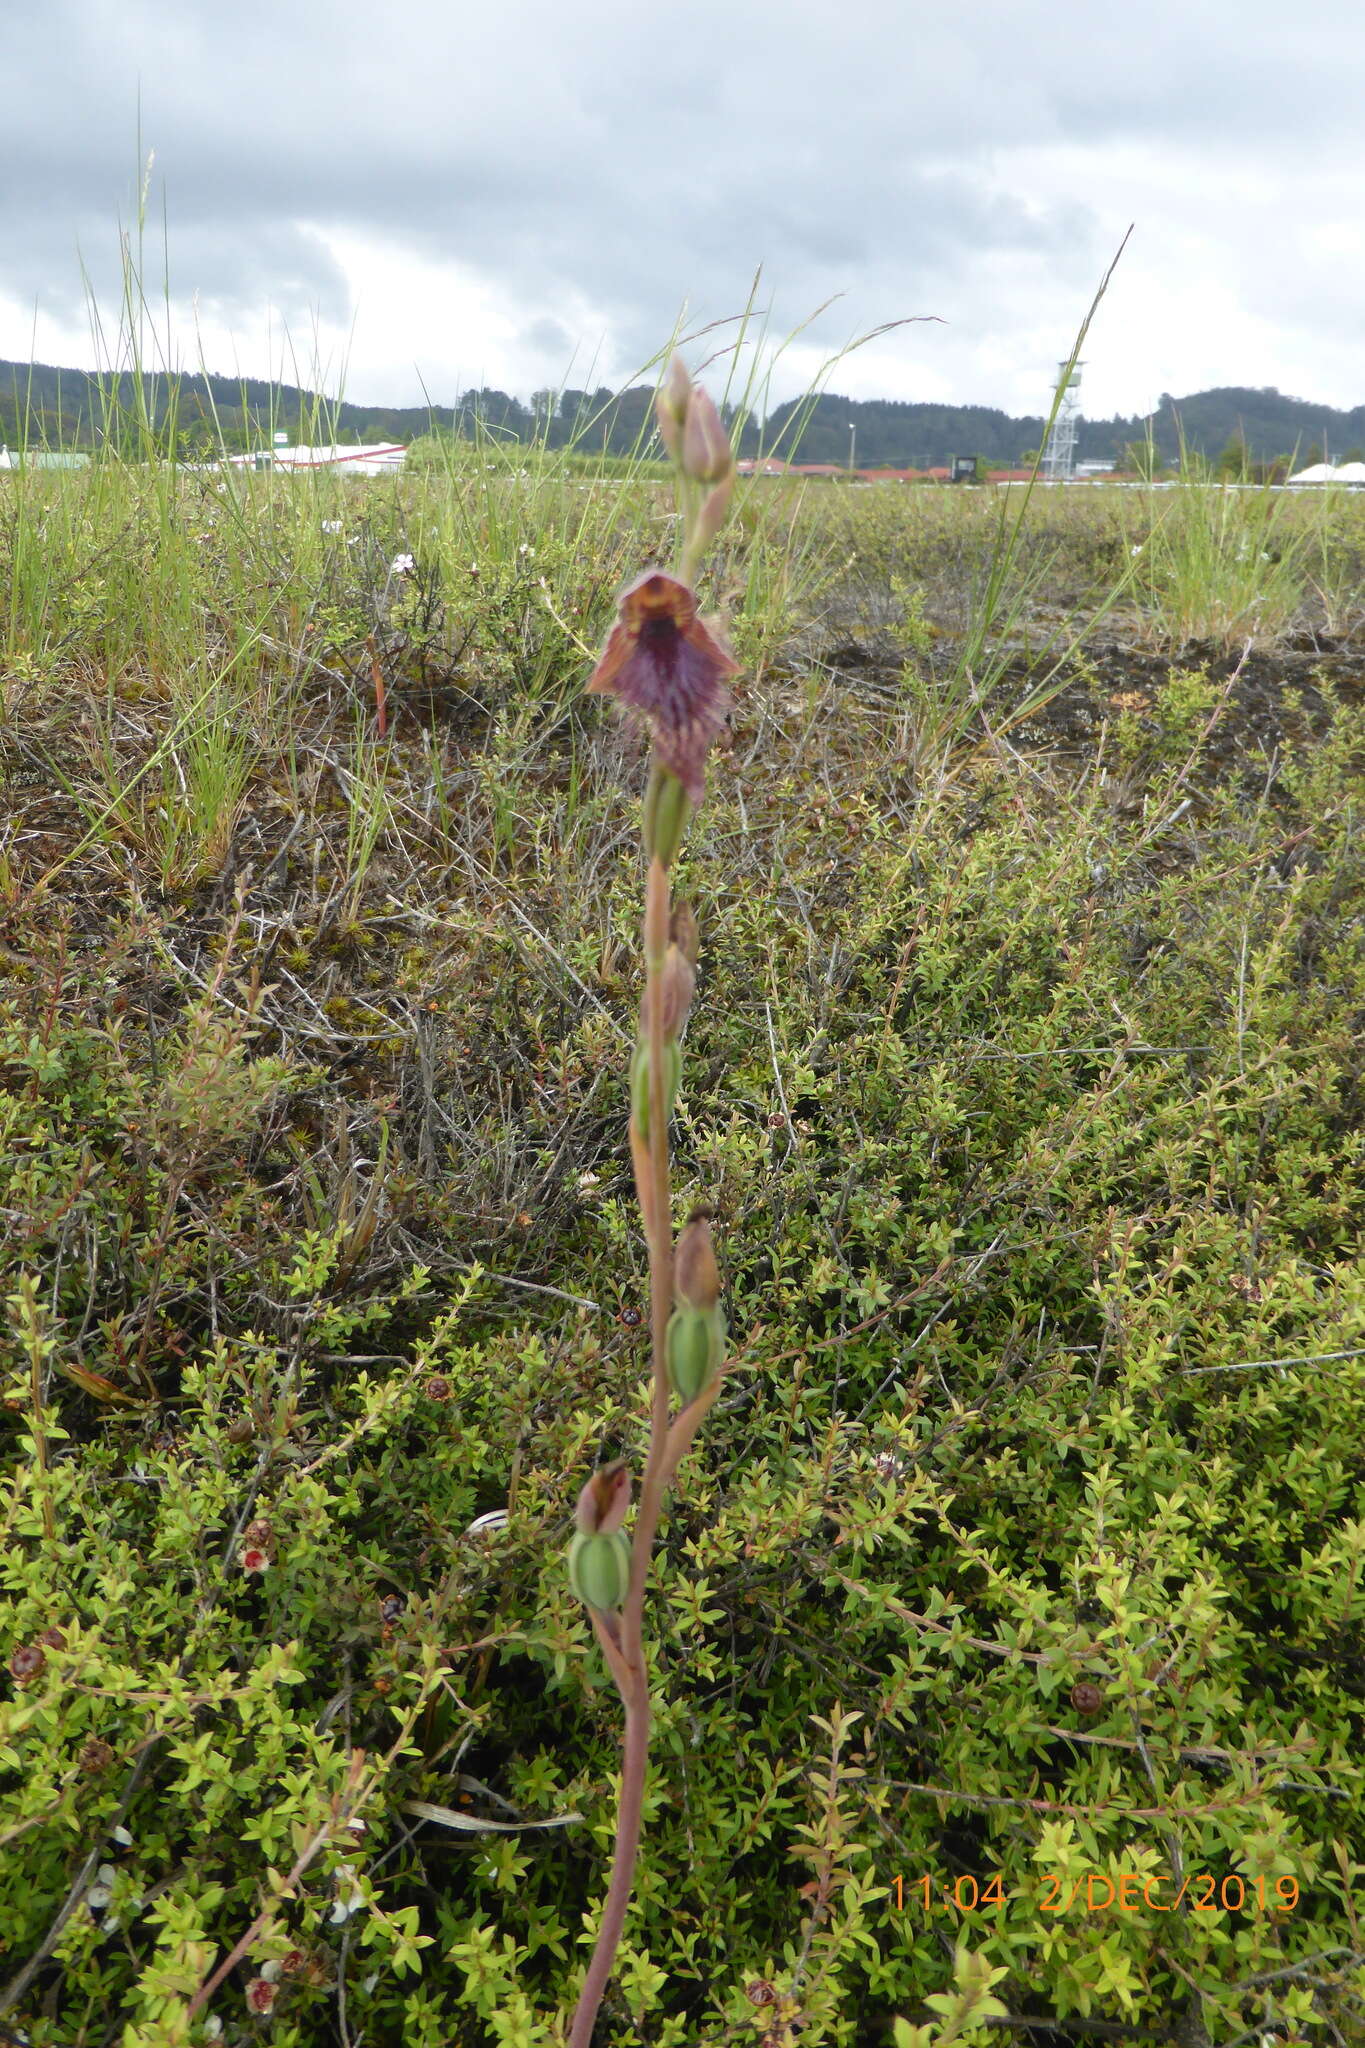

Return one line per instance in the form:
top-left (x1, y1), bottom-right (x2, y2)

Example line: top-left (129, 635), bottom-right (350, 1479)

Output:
top-left (586, 571), bottom-right (738, 806)
top-left (673, 1207), bottom-right (720, 1313)
top-left (575, 1458), bottom-right (632, 1535)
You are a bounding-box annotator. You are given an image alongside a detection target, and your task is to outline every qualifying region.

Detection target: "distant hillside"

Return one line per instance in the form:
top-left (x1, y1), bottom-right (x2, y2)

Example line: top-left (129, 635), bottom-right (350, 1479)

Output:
top-left (3, 356), bottom-right (1362, 471)
top-left (766, 387), bottom-right (1365, 470)
top-left (1131, 386), bottom-right (1365, 469)
top-left (0, 358), bottom-right (452, 455)
top-left (0, 360), bottom-right (660, 459)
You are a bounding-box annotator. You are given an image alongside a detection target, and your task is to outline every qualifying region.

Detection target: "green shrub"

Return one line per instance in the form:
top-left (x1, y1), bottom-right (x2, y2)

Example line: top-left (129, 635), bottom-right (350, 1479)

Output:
top-left (2, 469), bottom-right (1364, 2046)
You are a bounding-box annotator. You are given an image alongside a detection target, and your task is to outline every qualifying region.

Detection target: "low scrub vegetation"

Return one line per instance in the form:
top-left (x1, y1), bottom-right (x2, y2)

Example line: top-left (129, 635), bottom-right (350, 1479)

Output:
top-left (2, 439), bottom-right (1364, 2046)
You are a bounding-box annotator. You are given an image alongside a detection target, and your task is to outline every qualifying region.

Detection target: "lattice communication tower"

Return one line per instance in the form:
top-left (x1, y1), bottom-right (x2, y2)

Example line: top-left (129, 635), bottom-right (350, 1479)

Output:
top-left (1041, 361), bottom-right (1083, 483)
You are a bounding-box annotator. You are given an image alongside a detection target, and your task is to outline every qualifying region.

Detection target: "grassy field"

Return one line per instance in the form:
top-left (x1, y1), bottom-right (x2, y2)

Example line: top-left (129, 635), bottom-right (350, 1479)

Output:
top-left (2, 452), bottom-right (1364, 2047)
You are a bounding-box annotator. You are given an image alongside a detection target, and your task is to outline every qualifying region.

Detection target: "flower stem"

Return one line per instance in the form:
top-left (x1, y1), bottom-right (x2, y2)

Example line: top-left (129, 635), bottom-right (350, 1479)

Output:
top-left (568, 854), bottom-right (675, 2047)
top-left (566, 1669), bottom-right (649, 2048)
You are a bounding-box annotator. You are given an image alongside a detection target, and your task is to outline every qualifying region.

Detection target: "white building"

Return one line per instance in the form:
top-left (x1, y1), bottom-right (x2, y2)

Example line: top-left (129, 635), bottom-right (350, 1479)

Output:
top-left (226, 442), bottom-right (406, 476)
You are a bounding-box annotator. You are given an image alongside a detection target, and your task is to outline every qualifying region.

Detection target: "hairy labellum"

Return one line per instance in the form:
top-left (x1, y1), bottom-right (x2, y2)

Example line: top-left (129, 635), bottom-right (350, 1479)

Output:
top-left (586, 571), bottom-right (737, 809)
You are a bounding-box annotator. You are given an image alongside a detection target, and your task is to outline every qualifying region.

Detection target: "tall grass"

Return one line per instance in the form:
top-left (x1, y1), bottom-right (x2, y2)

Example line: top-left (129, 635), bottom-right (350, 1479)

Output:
top-left (1130, 444), bottom-right (1317, 647)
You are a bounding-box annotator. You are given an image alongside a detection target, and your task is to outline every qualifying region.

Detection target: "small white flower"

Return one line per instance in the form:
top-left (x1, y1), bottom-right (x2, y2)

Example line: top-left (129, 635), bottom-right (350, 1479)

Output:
top-left (329, 1864), bottom-right (366, 1924)
top-left (321, 520), bottom-right (342, 534)
top-left (390, 552), bottom-right (415, 575)
top-left (86, 1863), bottom-right (117, 1911)
top-left (110, 1825), bottom-right (133, 1847)
top-left (204, 2018), bottom-right (224, 2041)
top-left (577, 1171), bottom-right (600, 1193)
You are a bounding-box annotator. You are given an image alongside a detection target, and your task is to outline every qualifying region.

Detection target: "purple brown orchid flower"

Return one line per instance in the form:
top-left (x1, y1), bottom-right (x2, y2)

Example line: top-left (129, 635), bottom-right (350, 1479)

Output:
top-left (586, 569), bottom-right (739, 807)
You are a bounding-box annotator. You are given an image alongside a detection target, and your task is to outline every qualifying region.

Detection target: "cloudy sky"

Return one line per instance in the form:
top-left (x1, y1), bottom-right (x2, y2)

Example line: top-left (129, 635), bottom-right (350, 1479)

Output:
top-left (3, 0), bottom-right (1362, 423)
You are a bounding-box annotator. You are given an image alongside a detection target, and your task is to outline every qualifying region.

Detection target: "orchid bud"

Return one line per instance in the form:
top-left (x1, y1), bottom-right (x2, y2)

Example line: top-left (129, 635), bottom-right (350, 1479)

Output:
top-left (630, 1037), bottom-right (682, 1142)
top-left (681, 387), bottom-right (734, 486)
top-left (667, 1304), bottom-right (726, 1406)
top-left (575, 1460), bottom-right (632, 1535)
top-left (568, 1529), bottom-right (634, 1613)
top-left (668, 1207), bottom-right (725, 1404)
top-left (694, 477), bottom-right (735, 556)
top-left (642, 763), bottom-right (691, 866)
top-left (655, 354), bottom-right (692, 462)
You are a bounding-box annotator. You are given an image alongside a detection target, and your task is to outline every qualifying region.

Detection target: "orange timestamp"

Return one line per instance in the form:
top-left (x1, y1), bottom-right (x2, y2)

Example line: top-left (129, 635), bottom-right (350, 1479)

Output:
top-left (892, 1873), bottom-right (1301, 1915)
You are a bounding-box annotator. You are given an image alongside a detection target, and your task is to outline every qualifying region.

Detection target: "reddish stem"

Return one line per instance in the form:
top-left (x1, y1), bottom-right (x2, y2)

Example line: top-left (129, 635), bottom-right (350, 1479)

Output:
top-left (568, 855), bottom-right (674, 2048)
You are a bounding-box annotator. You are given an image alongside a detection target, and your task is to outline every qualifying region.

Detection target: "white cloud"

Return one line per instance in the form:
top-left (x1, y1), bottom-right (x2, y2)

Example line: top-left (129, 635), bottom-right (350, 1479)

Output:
top-left (2, 0), bottom-right (1363, 418)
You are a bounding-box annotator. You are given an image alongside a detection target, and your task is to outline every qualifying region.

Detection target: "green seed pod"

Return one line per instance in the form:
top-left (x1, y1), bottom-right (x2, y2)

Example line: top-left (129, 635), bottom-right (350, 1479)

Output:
top-left (568, 1529), bottom-right (633, 1613)
top-left (667, 1303), bottom-right (726, 1406)
top-left (630, 1037), bottom-right (682, 1142)
top-left (642, 765), bottom-right (692, 867)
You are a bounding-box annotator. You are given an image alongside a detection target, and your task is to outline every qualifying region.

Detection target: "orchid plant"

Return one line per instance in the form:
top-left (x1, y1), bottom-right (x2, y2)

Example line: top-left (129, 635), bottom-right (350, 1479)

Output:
top-left (565, 359), bottom-right (738, 2046)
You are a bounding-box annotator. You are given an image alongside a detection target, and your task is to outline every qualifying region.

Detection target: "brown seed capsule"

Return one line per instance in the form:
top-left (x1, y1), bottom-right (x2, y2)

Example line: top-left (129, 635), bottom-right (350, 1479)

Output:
top-left (245, 1976), bottom-right (276, 2015)
top-left (424, 1375), bottom-right (452, 1402)
top-left (244, 1518), bottom-right (274, 1549)
top-left (1070, 1680), bottom-right (1105, 1716)
top-left (746, 1980), bottom-right (778, 2007)
top-left (226, 1416), bottom-right (255, 1444)
top-left (80, 1737), bottom-right (115, 1775)
top-left (8, 1644), bottom-right (45, 1686)
top-left (617, 1306), bottom-right (642, 1328)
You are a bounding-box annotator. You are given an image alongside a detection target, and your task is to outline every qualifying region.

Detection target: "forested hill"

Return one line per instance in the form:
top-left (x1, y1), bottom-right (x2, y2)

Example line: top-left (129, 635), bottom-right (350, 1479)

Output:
top-left (2, 356), bottom-right (1362, 470)
top-left (0, 358), bottom-right (453, 454)
top-left (766, 387), bottom-right (1365, 470)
